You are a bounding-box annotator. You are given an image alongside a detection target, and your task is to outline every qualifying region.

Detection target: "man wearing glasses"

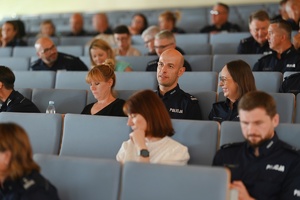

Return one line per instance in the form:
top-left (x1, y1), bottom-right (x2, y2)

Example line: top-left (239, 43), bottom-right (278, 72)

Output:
top-left (146, 30), bottom-right (192, 71)
top-left (200, 2), bottom-right (241, 34)
top-left (31, 37), bottom-right (88, 71)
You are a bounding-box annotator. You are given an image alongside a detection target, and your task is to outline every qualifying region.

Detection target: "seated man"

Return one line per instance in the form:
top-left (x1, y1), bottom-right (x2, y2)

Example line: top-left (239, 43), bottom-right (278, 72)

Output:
top-left (91, 13), bottom-right (113, 35)
top-left (253, 19), bottom-right (300, 73)
top-left (141, 25), bottom-right (160, 55)
top-left (238, 10), bottom-right (271, 54)
top-left (200, 2), bottom-right (241, 33)
top-left (0, 66), bottom-right (40, 113)
top-left (31, 37), bottom-right (88, 71)
top-left (213, 91), bottom-right (300, 200)
top-left (65, 13), bottom-right (89, 36)
top-left (146, 30), bottom-right (192, 71)
top-left (156, 49), bottom-right (201, 120)
top-left (113, 25), bottom-right (141, 56)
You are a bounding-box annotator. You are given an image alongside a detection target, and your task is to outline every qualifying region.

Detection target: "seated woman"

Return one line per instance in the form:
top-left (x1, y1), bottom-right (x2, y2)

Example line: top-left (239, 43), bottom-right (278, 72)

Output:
top-left (128, 13), bottom-right (148, 35)
top-left (81, 60), bottom-right (125, 116)
top-left (158, 11), bottom-right (186, 34)
top-left (209, 60), bottom-right (256, 123)
top-left (1, 21), bottom-right (27, 47)
top-left (116, 90), bottom-right (190, 165)
top-left (36, 20), bottom-right (56, 38)
top-left (89, 38), bottom-right (132, 71)
top-left (0, 123), bottom-right (60, 199)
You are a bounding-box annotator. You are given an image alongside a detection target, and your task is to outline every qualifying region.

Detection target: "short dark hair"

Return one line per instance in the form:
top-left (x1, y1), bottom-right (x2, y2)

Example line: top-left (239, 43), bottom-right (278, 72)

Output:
top-left (238, 91), bottom-right (277, 118)
top-left (270, 19), bottom-right (292, 39)
top-left (0, 66), bottom-right (15, 90)
top-left (216, 2), bottom-right (229, 13)
top-left (123, 90), bottom-right (174, 137)
top-left (226, 60), bottom-right (256, 98)
top-left (249, 10), bottom-right (270, 24)
top-left (113, 25), bottom-right (130, 35)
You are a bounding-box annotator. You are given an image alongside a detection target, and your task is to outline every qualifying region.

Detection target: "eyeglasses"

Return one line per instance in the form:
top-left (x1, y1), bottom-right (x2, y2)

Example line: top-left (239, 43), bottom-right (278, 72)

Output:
top-left (219, 76), bottom-right (232, 83)
top-left (210, 10), bottom-right (227, 15)
top-left (154, 43), bottom-right (174, 49)
top-left (40, 45), bottom-right (56, 54)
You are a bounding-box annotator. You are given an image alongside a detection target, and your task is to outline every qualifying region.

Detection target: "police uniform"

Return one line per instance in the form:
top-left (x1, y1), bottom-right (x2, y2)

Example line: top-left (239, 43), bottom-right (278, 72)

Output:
top-left (64, 29), bottom-right (90, 36)
top-left (0, 90), bottom-right (40, 113)
top-left (208, 98), bottom-right (239, 123)
top-left (5, 38), bottom-right (27, 47)
top-left (146, 58), bottom-right (192, 71)
top-left (31, 52), bottom-right (88, 71)
top-left (287, 19), bottom-right (300, 31)
top-left (213, 134), bottom-right (300, 200)
top-left (200, 22), bottom-right (241, 33)
top-left (0, 170), bottom-right (60, 200)
top-left (253, 46), bottom-right (300, 73)
top-left (237, 36), bottom-right (271, 54)
top-left (156, 84), bottom-right (201, 120)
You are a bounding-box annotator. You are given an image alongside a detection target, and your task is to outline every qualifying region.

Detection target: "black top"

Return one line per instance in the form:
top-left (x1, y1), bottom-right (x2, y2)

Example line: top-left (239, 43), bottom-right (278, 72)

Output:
top-left (171, 27), bottom-right (186, 34)
top-left (200, 22), bottom-right (241, 33)
top-left (64, 29), bottom-right (90, 36)
top-left (213, 134), bottom-right (300, 200)
top-left (0, 170), bottom-right (60, 200)
top-left (208, 98), bottom-right (239, 123)
top-left (0, 90), bottom-right (40, 113)
top-left (237, 36), bottom-right (271, 54)
top-left (286, 19), bottom-right (299, 31)
top-left (146, 58), bottom-right (192, 71)
top-left (253, 46), bottom-right (300, 73)
top-left (81, 98), bottom-right (125, 116)
top-left (5, 38), bottom-right (27, 47)
top-left (156, 84), bottom-right (201, 120)
top-left (90, 27), bottom-right (113, 36)
top-left (31, 52), bottom-right (88, 71)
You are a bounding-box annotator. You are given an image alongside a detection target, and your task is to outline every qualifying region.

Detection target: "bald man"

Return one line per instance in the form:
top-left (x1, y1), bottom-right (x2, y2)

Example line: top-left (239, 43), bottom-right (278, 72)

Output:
top-left (66, 13), bottom-right (88, 36)
top-left (91, 13), bottom-right (113, 35)
top-left (156, 49), bottom-right (201, 120)
top-left (31, 37), bottom-right (88, 71)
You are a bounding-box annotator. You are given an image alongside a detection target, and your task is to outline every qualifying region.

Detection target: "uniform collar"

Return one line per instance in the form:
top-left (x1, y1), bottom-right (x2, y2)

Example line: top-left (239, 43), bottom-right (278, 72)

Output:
top-left (247, 133), bottom-right (279, 157)
top-left (158, 84), bottom-right (180, 98)
top-left (272, 46), bottom-right (295, 59)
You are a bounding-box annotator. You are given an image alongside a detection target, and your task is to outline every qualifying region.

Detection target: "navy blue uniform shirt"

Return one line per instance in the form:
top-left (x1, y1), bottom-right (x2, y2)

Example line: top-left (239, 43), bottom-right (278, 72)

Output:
top-left (31, 52), bottom-right (88, 71)
top-left (156, 84), bottom-right (201, 120)
top-left (200, 21), bottom-right (241, 33)
top-left (208, 98), bottom-right (239, 123)
top-left (213, 134), bottom-right (300, 200)
top-left (0, 90), bottom-right (40, 113)
top-left (253, 46), bottom-right (300, 73)
top-left (237, 36), bottom-right (271, 54)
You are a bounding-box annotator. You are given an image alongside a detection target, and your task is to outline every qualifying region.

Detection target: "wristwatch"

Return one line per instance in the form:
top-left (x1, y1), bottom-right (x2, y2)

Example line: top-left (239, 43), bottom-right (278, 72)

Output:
top-left (138, 149), bottom-right (150, 157)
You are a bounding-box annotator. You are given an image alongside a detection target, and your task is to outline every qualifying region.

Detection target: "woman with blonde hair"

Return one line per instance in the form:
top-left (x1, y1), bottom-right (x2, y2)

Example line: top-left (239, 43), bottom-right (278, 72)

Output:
top-left (158, 11), bottom-right (185, 34)
top-left (0, 123), bottom-right (60, 199)
top-left (81, 60), bottom-right (125, 116)
top-left (89, 38), bottom-right (132, 71)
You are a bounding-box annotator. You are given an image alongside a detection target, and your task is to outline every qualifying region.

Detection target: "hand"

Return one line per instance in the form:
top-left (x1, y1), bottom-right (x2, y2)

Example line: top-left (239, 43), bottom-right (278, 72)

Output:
top-left (129, 129), bottom-right (147, 150)
top-left (230, 181), bottom-right (255, 200)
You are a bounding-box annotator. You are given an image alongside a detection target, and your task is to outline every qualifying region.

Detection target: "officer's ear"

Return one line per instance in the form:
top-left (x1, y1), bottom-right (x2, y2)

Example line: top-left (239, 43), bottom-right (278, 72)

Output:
top-left (178, 66), bottom-right (185, 77)
top-left (272, 113), bottom-right (280, 128)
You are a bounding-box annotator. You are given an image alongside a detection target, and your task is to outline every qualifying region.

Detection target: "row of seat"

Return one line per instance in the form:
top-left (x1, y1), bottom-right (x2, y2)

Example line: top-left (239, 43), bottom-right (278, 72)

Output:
top-left (34, 154), bottom-right (230, 200)
top-left (1, 54), bottom-right (264, 71)
top-left (13, 71), bottom-right (287, 93)
top-left (1, 112), bottom-right (299, 167)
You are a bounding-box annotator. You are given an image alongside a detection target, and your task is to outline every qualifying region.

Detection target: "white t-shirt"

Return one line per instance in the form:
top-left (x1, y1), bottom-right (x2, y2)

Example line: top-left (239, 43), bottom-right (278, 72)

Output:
top-left (116, 136), bottom-right (190, 165)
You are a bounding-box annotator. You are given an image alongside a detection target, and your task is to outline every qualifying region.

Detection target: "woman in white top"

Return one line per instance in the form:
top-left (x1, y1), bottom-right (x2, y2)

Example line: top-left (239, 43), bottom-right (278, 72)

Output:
top-left (116, 90), bottom-right (190, 165)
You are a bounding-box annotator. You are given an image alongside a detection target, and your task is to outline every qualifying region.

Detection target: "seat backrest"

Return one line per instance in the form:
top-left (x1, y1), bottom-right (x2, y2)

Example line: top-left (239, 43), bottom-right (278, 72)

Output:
top-left (294, 93), bottom-right (300, 123)
top-left (184, 55), bottom-right (212, 71)
top-left (60, 114), bottom-right (130, 158)
top-left (57, 45), bottom-right (83, 56)
top-left (34, 154), bottom-right (121, 200)
top-left (32, 88), bottom-right (87, 114)
top-left (0, 112), bottom-right (62, 154)
top-left (15, 88), bottom-right (32, 100)
top-left (178, 71), bottom-right (218, 92)
top-left (0, 47), bottom-right (12, 56)
top-left (14, 71), bottom-right (56, 88)
top-left (175, 33), bottom-right (209, 44)
top-left (59, 36), bottom-right (93, 46)
top-left (253, 72), bottom-right (283, 93)
top-left (269, 92), bottom-right (295, 123)
top-left (55, 71), bottom-right (89, 90)
top-left (115, 72), bottom-right (157, 90)
top-left (1, 57), bottom-right (30, 70)
top-left (116, 56), bottom-right (157, 71)
top-left (220, 121), bottom-right (300, 150)
top-left (120, 162), bottom-right (230, 200)
top-left (79, 56), bottom-right (91, 69)
top-left (12, 46), bottom-right (36, 57)
top-left (209, 32), bottom-right (250, 44)
top-left (211, 43), bottom-right (239, 54)
top-left (212, 54), bottom-right (262, 72)
top-left (178, 43), bottom-right (211, 55)
top-left (190, 91), bottom-right (217, 120)
top-left (171, 119), bottom-right (219, 165)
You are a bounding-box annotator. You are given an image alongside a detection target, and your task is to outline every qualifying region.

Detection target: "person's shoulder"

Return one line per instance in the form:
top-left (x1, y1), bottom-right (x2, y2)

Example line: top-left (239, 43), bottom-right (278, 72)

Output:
top-left (179, 90), bottom-right (199, 103)
top-left (147, 58), bottom-right (158, 66)
top-left (220, 142), bottom-right (244, 150)
top-left (280, 141), bottom-right (300, 156)
top-left (240, 36), bottom-right (254, 44)
top-left (30, 58), bottom-right (42, 68)
top-left (59, 52), bottom-right (78, 60)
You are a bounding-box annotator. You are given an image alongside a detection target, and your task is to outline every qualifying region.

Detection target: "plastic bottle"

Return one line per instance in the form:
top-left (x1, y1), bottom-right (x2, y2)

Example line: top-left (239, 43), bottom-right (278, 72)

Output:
top-left (46, 101), bottom-right (56, 114)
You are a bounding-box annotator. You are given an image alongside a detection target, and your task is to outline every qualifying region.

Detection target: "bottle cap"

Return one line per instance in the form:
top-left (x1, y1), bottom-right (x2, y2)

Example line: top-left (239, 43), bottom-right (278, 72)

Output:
top-left (49, 101), bottom-right (54, 104)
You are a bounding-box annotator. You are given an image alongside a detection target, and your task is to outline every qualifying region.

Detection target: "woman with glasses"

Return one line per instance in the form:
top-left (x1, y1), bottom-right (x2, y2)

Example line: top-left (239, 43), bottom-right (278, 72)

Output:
top-left (208, 60), bottom-right (256, 123)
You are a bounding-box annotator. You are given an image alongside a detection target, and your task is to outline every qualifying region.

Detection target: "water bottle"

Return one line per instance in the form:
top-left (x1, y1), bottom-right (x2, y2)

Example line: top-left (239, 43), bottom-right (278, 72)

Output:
top-left (46, 101), bottom-right (56, 114)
